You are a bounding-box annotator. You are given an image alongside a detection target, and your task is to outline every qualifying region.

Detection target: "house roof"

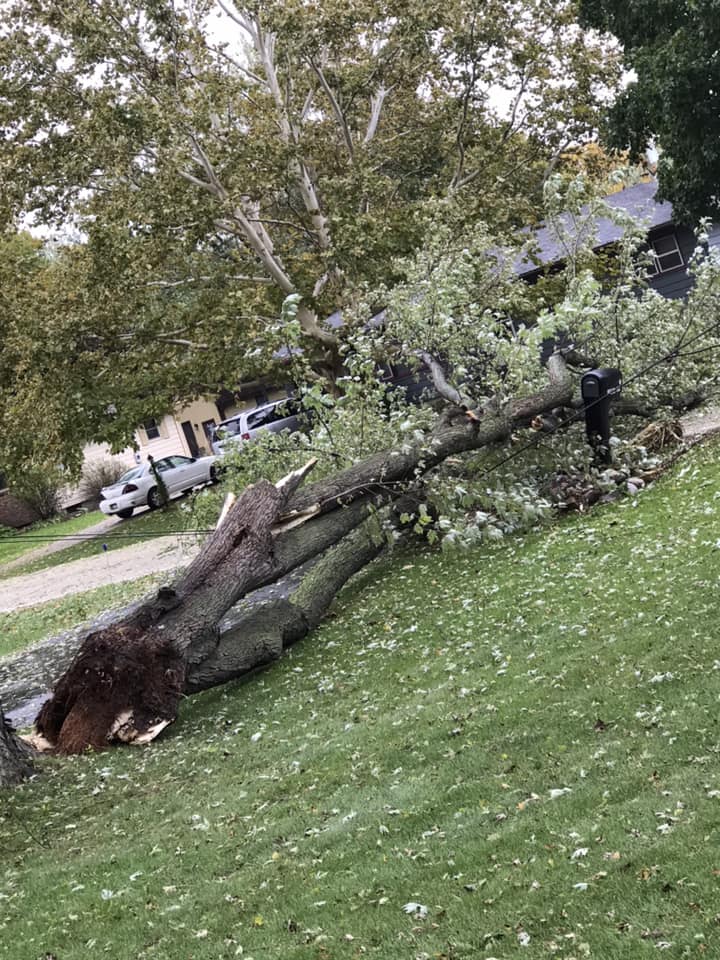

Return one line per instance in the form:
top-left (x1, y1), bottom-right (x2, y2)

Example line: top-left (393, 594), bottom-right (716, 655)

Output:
top-left (515, 180), bottom-right (675, 277)
top-left (277, 181), bottom-right (676, 355)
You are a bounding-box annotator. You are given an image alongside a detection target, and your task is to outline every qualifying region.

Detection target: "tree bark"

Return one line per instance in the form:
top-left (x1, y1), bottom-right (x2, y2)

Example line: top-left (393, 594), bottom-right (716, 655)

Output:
top-left (0, 700), bottom-right (33, 787)
top-left (33, 357), bottom-right (573, 756)
top-left (185, 516), bottom-right (387, 692)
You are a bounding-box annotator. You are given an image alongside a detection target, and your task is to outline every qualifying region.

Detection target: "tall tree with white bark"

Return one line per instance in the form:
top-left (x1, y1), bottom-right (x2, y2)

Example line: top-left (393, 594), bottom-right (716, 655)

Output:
top-left (0, 0), bottom-right (620, 447)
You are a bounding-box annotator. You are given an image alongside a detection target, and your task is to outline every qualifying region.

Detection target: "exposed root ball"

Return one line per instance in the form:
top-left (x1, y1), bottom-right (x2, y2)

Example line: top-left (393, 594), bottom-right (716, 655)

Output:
top-left (35, 626), bottom-right (184, 755)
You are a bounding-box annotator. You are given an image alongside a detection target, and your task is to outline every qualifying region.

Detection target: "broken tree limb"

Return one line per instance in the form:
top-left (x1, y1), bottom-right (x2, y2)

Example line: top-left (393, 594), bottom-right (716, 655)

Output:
top-left (287, 353), bottom-right (572, 517)
top-left (417, 350), bottom-right (475, 410)
top-left (215, 491), bottom-right (237, 528)
top-left (34, 357), bottom-right (573, 756)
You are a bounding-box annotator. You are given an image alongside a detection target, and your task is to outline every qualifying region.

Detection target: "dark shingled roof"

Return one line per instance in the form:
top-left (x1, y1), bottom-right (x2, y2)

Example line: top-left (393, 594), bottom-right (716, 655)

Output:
top-left (515, 180), bottom-right (674, 277)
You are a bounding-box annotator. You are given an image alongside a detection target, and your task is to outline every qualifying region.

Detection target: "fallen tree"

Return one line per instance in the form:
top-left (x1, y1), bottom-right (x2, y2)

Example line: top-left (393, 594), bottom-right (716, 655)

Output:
top-left (29, 355), bottom-right (575, 757)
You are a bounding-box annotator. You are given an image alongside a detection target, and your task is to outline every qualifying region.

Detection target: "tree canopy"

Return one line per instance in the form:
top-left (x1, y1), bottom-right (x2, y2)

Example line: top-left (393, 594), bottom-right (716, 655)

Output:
top-left (0, 0), bottom-right (621, 471)
top-left (579, 0), bottom-right (720, 221)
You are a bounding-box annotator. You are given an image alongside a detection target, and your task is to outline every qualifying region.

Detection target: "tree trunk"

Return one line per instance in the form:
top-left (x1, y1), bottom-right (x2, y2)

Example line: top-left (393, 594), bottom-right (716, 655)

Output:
top-left (0, 700), bottom-right (33, 787)
top-left (33, 358), bottom-right (574, 756)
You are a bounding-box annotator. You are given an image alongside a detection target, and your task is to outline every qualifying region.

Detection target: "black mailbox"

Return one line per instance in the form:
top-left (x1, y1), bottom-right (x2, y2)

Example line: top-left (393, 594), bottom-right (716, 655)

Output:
top-left (580, 368), bottom-right (622, 463)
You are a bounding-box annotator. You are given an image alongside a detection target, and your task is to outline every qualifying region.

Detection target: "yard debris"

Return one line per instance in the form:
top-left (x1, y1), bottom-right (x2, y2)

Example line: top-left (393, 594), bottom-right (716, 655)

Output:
top-left (403, 902), bottom-right (428, 918)
top-left (632, 419), bottom-right (683, 452)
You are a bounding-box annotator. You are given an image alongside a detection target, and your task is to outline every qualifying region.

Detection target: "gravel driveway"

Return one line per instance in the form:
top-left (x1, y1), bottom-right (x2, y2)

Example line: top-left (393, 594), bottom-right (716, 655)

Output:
top-left (0, 534), bottom-right (200, 613)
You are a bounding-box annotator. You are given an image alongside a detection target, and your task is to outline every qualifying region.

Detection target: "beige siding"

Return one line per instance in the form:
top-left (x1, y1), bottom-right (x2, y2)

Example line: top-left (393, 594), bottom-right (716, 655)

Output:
top-left (172, 398), bottom-right (222, 457)
top-left (135, 414), bottom-right (189, 460)
top-left (220, 396), bottom-right (255, 419)
top-left (221, 388), bottom-right (289, 420)
top-left (135, 399), bottom-right (223, 461)
top-left (132, 387), bottom-right (293, 464)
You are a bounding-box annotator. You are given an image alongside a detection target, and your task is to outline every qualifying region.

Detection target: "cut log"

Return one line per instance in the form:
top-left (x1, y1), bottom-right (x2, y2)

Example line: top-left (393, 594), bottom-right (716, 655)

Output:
top-left (34, 358), bottom-right (574, 756)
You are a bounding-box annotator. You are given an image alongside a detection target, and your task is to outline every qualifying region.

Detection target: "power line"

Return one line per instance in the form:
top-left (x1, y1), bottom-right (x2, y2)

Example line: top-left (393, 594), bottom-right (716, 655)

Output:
top-left (0, 528), bottom-right (216, 546)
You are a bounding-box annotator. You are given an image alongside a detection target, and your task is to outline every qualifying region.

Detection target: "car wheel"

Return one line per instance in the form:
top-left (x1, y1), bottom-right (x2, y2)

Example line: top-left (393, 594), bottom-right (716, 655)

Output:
top-left (147, 487), bottom-right (161, 510)
top-left (116, 507), bottom-right (134, 519)
top-left (209, 465), bottom-right (218, 484)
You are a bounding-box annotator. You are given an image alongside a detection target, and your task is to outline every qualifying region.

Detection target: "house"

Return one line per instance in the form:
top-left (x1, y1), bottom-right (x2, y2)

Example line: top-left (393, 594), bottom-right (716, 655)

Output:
top-left (515, 179), bottom-right (720, 299)
top-left (0, 385), bottom-right (298, 526)
top-left (133, 382), bottom-right (296, 463)
top-left (61, 383), bottom-right (296, 511)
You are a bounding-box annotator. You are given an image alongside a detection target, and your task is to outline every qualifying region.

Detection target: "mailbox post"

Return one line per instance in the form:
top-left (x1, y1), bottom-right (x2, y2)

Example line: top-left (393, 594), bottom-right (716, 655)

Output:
top-left (580, 368), bottom-right (622, 463)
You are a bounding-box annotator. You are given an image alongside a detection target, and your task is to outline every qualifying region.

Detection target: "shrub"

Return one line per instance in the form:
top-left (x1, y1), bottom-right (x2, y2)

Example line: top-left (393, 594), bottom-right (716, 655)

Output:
top-left (10, 466), bottom-right (65, 520)
top-left (79, 458), bottom-right (130, 506)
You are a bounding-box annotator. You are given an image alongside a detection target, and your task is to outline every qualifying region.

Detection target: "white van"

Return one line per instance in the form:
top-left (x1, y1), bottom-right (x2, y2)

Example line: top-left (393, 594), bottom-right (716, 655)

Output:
top-left (211, 398), bottom-right (305, 455)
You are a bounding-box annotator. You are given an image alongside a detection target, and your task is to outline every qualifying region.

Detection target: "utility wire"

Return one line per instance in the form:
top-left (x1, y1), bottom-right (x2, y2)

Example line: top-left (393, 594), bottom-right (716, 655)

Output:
top-left (0, 530), bottom-right (213, 541)
top-left (0, 528), bottom-right (215, 545)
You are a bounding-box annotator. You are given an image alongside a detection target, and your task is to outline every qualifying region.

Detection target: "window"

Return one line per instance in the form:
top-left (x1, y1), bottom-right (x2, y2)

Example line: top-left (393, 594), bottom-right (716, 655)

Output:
top-left (648, 233), bottom-right (684, 275)
top-left (143, 417), bottom-right (161, 440)
top-left (246, 407), bottom-right (274, 430)
top-left (217, 417), bottom-right (242, 437)
top-left (117, 467), bottom-right (142, 484)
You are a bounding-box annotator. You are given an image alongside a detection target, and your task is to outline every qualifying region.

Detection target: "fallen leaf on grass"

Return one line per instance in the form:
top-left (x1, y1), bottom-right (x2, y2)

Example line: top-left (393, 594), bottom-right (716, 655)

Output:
top-left (403, 902), bottom-right (428, 918)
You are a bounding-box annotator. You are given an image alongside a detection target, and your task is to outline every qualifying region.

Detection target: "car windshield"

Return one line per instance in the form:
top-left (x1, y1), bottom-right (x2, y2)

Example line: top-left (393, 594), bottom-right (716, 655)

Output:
top-left (116, 467), bottom-right (142, 484)
top-left (246, 406), bottom-right (276, 429)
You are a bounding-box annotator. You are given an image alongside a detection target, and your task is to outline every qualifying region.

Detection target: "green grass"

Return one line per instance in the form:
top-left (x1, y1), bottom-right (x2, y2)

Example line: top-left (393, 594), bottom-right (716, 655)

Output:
top-left (3, 442), bottom-right (720, 958)
top-left (0, 503), bottom-right (195, 579)
top-left (0, 575), bottom-right (165, 661)
top-left (0, 511), bottom-right (105, 567)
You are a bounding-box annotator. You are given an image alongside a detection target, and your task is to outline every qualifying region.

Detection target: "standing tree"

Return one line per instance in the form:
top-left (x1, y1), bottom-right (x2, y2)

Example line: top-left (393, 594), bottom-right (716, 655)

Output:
top-left (0, 0), bottom-right (620, 465)
top-left (579, 0), bottom-right (720, 221)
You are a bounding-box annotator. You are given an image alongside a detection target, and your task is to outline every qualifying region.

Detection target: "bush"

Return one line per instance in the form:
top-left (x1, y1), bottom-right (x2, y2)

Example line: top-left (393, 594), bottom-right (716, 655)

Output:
top-left (79, 458), bottom-right (130, 506)
top-left (10, 466), bottom-right (65, 520)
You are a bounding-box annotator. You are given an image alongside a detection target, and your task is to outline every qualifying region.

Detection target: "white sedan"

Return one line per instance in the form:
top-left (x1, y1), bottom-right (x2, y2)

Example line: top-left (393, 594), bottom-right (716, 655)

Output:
top-left (99, 454), bottom-right (218, 519)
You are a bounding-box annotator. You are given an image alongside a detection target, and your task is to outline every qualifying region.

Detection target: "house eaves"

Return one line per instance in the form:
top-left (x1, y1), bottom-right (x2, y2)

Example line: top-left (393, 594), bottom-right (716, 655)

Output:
top-left (515, 180), bottom-right (675, 279)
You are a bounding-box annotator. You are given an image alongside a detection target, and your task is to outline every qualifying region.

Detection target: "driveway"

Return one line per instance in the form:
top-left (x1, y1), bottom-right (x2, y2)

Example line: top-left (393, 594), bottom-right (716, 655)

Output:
top-left (0, 534), bottom-right (199, 613)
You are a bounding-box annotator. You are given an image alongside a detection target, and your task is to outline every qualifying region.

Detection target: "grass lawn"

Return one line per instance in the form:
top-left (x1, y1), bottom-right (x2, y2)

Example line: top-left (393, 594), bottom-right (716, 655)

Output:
top-left (0, 511), bottom-right (105, 568)
top-left (0, 503), bottom-right (196, 580)
top-left (2, 441), bottom-right (720, 958)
